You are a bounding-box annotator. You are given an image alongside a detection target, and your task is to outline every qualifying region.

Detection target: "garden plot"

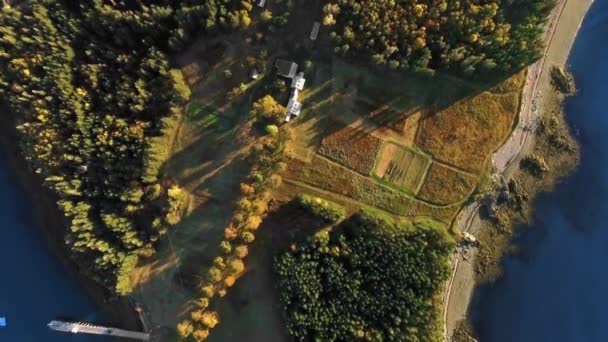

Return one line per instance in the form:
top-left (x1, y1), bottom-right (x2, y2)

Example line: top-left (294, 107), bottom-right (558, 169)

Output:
top-left (375, 142), bottom-right (431, 193)
top-left (317, 123), bottom-right (384, 175)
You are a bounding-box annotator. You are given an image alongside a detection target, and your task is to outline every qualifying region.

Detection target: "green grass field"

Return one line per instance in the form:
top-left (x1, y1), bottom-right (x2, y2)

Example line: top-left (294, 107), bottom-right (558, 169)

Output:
top-left (186, 102), bottom-right (232, 132)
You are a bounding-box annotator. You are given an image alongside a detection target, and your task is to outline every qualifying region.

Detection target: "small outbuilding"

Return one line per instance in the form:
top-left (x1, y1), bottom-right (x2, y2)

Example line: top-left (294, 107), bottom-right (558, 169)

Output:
top-left (250, 68), bottom-right (260, 80)
top-left (310, 22), bottom-right (321, 41)
top-left (257, 0), bottom-right (266, 8)
top-left (275, 59), bottom-right (298, 79)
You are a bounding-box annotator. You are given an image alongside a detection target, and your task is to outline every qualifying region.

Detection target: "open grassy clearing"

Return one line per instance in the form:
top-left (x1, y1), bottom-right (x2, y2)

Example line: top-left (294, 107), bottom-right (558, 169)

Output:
top-left (285, 156), bottom-right (458, 223)
top-left (416, 92), bottom-right (519, 172)
top-left (317, 123), bottom-right (384, 175)
top-left (185, 102), bottom-right (233, 133)
top-left (374, 142), bottom-right (431, 193)
top-left (417, 162), bottom-right (478, 205)
top-left (489, 70), bottom-right (528, 94)
top-left (207, 200), bottom-right (327, 342)
top-left (131, 32), bottom-right (270, 335)
top-left (295, 59), bottom-right (478, 151)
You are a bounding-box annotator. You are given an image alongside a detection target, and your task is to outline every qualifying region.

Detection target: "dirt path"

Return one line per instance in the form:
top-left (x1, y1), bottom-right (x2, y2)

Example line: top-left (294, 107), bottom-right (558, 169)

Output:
top-left (443, 0), bottom-right (594, 339)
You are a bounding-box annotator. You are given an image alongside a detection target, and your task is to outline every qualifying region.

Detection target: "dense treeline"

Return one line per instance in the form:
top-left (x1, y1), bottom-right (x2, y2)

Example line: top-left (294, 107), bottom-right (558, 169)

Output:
top-left (0, 0), bottom-right (253, 294)
top-left (275, 212), bottom-right (455, 341)
top-left (323, 0), bottom-right (555, 75)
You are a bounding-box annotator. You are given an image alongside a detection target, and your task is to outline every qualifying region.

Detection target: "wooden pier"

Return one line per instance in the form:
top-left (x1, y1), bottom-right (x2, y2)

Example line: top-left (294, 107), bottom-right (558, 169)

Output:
top-left (48, 320), bottom-right (150, 341)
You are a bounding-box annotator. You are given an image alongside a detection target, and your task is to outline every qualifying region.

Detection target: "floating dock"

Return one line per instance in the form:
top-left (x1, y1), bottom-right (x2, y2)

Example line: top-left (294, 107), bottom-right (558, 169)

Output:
top-left (48, 320), bottom-right (150, 341)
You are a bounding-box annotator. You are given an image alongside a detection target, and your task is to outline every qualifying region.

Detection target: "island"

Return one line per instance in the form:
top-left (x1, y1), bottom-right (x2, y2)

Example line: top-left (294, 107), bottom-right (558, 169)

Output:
top-left (0, 0), bottom-right (583, 341)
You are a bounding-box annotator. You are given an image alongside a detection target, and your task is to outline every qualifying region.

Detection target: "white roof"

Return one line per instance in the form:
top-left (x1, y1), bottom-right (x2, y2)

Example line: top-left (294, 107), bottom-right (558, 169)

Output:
top-left (291, 72), bottom-right (306, 90)
top-left (310, 22), bottom-right (321, 40)
top-left (290, 102), bottom-right (302, 115)
top-left (257, 0), bottom-right (266, 7)
top-left (287, 92), bottom-right (297, 109)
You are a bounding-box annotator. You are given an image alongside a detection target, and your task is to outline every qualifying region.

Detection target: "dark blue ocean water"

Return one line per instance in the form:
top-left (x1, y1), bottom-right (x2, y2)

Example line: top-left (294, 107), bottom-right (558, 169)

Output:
top-left (0, 156), bottom-right (109, 341)
top-left (475, 1), bottom-right (608, 341)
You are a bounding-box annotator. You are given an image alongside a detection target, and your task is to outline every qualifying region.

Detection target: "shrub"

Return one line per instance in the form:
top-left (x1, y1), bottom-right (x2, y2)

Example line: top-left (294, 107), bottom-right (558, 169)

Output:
top-left (195, 298), bottom-right (209, 309)
top-left (235, 245), bottom-right (249, 258)
top-left (213, 257), bottom-right (226, 269)
top-left (260, 9), bottom-right (273, 22)
top-left (200, 285), bottom-right (215, 298)
top-left (201, 311), bottom-right (220, 328)
top-left (228, 259), bottom-right (245, 274)
top-left (240, 183), bottom-right (255, 195)
top-left (251, 95), bottom-right (287, 124)
top-left (115, 254), bottom-right (138, 295)
top-left (219, 240), bottom-right (233, 254)
top-left (241, 231), bottom-right (255, 243)
top-left (192, 329), bottom-right (210, 341)
top-left (297, 194), bottom-right (346, 223)
top-left (224, 275), bottom-right (236, 287)
top-left (207, 267), bottom-right (223, 283)
top-left (191, 310), bottom-right (204, 322)
top-left (224, 226), bottom-right (238, 240)
top-left (176, 320), bottom-right (194, 338)
top-left (520, 154), bottom-right (549, 177)
top-left (265, 124), bottom-right (279, 135)
top-left (244, 215), bottom-right (262, 231)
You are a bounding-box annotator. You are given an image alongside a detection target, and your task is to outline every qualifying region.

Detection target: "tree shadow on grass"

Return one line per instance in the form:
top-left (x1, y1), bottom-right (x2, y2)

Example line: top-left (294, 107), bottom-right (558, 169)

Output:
top-left (294, 56), bottom-right (528, 146)
top-left (209, 199), bottom-right (329, 342)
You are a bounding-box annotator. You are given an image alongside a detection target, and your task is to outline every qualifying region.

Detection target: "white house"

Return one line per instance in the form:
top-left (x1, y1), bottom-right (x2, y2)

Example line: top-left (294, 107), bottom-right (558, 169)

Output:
top-left (257, 0), bottom-right (266, 8)
top-left (285, 89), bottom-right (303, 122)
top-left (291, 72), bottom-right (306, 90)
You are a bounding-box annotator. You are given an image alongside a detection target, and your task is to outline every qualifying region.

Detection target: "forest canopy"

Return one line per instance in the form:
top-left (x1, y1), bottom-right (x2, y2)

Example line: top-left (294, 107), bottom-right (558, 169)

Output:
top-left (275, 212), bottom-right (455, 341)
top-left (323, 0), bottom-right (555, 75)
top-left (0, 0), bottom-right (252, 294)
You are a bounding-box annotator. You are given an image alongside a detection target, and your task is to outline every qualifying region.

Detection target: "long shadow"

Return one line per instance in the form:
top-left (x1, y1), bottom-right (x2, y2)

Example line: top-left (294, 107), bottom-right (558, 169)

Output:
top-left (209, 199), bottom-right (329, 341)
top-left (296, 56), bottom-right (528, 146)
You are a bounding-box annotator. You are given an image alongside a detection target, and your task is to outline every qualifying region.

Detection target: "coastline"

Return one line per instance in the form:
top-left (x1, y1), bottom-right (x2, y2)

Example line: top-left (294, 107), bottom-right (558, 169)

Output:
top-left (444, 0), bottom-right (595, 339)
top-left (0, 106), bottom-right (140, 335)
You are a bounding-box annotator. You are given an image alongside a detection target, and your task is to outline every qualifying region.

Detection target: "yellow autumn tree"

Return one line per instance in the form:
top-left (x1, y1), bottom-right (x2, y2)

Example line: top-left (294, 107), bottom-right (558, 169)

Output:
top-left (201, 311), bottom-right (220, 329)
top-left (176, 320), bottom-right (194, 338)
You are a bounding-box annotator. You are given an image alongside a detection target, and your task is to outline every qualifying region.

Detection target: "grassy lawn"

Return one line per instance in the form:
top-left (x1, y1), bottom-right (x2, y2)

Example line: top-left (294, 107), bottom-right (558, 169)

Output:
top-left (317, 123), bottom-right (384, 175)
top-left (416, 92), bottom-right (519, 172)
top-left (185, 102), bottom-right (234, 133)
top-left (417, 162), bottom-right (478, 205)
top-left (374, 142), bottom-right (431, 194)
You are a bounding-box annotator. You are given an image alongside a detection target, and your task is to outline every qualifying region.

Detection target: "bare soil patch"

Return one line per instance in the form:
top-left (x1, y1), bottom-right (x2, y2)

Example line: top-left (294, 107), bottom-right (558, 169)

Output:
top-left (375, 143), bottom-right (397, 178)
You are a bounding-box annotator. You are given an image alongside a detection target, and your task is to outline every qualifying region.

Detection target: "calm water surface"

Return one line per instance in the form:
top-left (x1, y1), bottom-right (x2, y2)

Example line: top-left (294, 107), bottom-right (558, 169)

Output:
top-left (475, 0), bottom-right (608, 341)
top-left (0, 154), bottom-right (108, 341)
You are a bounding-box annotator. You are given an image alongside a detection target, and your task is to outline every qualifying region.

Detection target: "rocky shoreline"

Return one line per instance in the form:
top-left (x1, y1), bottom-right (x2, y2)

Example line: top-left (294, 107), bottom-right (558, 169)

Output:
top-left (444, 0), bottom-right (595, 340)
